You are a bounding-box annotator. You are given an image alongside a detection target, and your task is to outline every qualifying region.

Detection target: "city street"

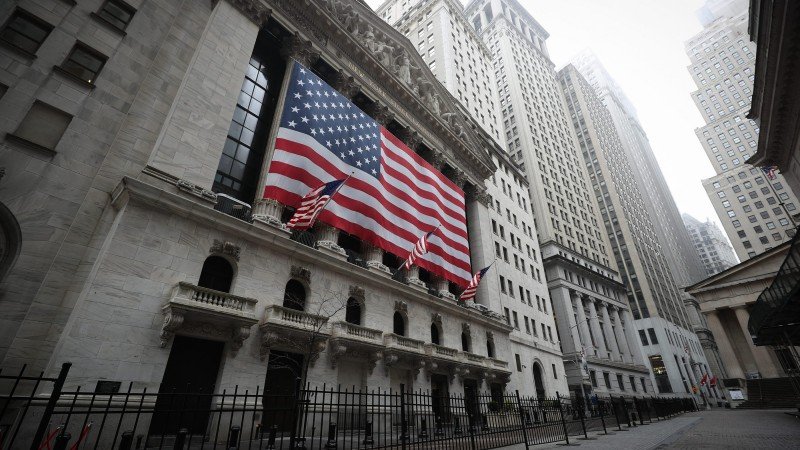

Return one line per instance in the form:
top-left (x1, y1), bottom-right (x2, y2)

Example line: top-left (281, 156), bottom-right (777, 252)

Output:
top-left (499, 409), bottom-right (800, 449)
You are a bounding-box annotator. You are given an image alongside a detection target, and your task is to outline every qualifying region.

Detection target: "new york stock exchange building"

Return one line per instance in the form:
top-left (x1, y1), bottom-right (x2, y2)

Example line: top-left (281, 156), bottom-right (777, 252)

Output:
top-left (0, 0), bottom-right (574, 445)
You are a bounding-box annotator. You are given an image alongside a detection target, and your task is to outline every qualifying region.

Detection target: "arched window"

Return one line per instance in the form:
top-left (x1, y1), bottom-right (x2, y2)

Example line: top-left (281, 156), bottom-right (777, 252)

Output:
top-left (198, 256), bottom-right (234, 293)
top-left (393, 311), bottom-right (406, 336)
top-left (283, 279), bottom-right (306, 311)
top-left (345, 297), bottom-right (362, 325)
top-left (430, 323), bottom-right (441, 345)
top-left (486, 338), bottom-right (495, 358)
top-left (461, 331), bottom-right (471, 352)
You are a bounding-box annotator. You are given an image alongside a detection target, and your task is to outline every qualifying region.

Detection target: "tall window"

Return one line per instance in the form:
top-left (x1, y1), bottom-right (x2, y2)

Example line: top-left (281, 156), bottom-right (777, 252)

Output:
top-left (430, 322), bottom-right (440, 345)
top-left (461, 331), bottom-right (471, 352)
top-left (214, 28), bottom-right (286, 202)
top-left (283, 279), bottom-right (306, 311)
top-left (59, 43), bottom-right (107, 84)
top-left (197, 256), bottom-right (233, 293)
top-left (94, 0), bottom-right (136, 31)
top-left (393, 312), bottom-right (406, 336)
top-left (345, 297), bottom-right (361, 325)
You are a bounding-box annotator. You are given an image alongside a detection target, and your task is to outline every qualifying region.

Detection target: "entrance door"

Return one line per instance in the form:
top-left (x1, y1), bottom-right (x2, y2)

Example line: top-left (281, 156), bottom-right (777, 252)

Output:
top-left (463, 379), bottom-right (479, 426)
top-left (430, 374), bottom-right (451, 423)
top-left (263, 351), bottom-right (304, 431)
top-left (150, 336), bottom-right (224, 436)
top-left (533, 363), bottom-right (546, 399)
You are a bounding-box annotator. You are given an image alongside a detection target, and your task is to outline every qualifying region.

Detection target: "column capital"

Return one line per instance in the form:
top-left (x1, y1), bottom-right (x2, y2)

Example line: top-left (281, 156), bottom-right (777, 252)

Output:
top-left (465, 185), bottom-right (491, 207)
top-left (281, 33), bottom-right (319, 67)
top-left (428, 150), bottom-right (447, 170)
top-left (364, 101), bottom-right (394, 125)
top-left (330, 69), bottom-right (360, 99)
top-left (223, 0), bottom-right (272, 27)
top-left (451, 170), bottom-right (468, 189)
top-left (395, 128), bottom-right (422, 150)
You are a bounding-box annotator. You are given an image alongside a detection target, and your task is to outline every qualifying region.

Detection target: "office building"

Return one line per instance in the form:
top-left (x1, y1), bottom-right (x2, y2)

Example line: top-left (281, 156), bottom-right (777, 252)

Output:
top-left (682, 214), bottom-right (739, 276)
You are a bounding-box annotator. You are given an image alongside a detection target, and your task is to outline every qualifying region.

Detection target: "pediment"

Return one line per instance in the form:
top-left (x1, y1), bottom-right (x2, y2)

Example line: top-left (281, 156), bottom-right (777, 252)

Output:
top-left (686, 243), bottom-right (790, 293)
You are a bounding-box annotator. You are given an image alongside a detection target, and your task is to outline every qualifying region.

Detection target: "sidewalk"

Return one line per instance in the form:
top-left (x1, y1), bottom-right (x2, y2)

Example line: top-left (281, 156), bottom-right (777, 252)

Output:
top-left (494, 408), bottom-right (800, 449)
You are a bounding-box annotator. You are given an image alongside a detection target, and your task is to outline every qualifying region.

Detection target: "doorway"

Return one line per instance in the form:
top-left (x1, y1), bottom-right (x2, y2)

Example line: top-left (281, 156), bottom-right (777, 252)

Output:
top-left (463, 379), bottom-right (480, 426)
top-left (430, 374), bottom-right (451, 422)
top-left (263, 351), bottom-right (304, 431)
top-left (150, 336), bottom-right (224, 436)
top-left (532, 363), bottom-right (546, 399)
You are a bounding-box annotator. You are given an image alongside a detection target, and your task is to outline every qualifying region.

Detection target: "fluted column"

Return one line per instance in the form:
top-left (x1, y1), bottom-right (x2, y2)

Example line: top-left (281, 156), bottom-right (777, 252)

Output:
top-left (600, 304), bottom-right (621, 362)
top-left (253, 33), bottom-right (319, 229)
top-left (611, 307), bottom-right (632, 363)
top-left (432, 276), bottom-right (455, 300)
top-left (315, 223), bottom-right (346, 259)
top-left (405, 265), bottom-right (427, 291)
top-left (363, 243), bottom-right (391, 276)
top-left (573, 294), bottom-right (594, 356)
top-left (733, 307), bottom-right (780, 378)
top-left (586, 299), bottom-right (607, 358)
top-left (705, 309), bottom-right (744, 379)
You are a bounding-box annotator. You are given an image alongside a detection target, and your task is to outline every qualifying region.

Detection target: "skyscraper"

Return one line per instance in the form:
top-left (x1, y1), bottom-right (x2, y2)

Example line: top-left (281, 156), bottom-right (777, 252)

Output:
top-left (558, 65), bottom-right (717, 399)
top-left (462, 0), bottom-right (653, 398)
top-left (376, 0), bottom-right (567, 396)
top-left (571, 52), bottom-right (707, 290)
top-left (686, 0), bottom-right (799, 261)
top-left (682, 214), bottom-right (739, 276)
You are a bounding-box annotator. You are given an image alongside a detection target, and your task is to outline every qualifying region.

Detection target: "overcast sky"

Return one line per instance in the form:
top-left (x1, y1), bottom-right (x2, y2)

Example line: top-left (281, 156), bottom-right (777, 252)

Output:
top-left (367, 0), bottom-right (723, 227)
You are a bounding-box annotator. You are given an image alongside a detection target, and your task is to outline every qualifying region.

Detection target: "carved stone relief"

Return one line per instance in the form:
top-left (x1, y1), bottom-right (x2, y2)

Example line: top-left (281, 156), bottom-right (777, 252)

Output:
top-left (210, 239), bottom-right (241, 261)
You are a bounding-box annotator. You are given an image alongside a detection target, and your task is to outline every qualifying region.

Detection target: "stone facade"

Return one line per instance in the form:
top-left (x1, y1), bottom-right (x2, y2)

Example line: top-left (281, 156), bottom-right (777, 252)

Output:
top-left (0, 0), bottom-right (529, 413)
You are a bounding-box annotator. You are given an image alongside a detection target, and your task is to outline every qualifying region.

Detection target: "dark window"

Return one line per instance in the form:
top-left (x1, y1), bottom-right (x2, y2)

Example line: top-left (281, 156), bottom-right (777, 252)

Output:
top-left (430, 322), bottom-right (440, 345)
top-left (214, 27), bottom-right (287, 202)
top-left (638, 329), bottom-right (648, 346)
top-left (647, 328), bottom-right (659, 345)
top-left (617, 374), bottom-right (625, 391)
top-left (197, 256), bottom-right (233, 293)
top-left (486, 337), bottom-right (495, 358)
top-left (10, 101), bottom-right (72, 151)
top-left (0, 9), bottom-right (53, 55)
top-left (345, 297), bottom-right (361, 325)
top-left (603, 372), bottom-right (611, 388)
top-left (95, 0), bottom-right (136, 30)
top-left (589, 370), bottom-right (597, 387)
top-left (393, 312), bottom-right (406, 336)
top-left (59, 43), bottom-right (107, 84)
top-left (515, 353), bottom-right (522, 372)
top-left (283, 279), bottom-right (306, 311)
top-left (461, 331), bottom-right (471, 352)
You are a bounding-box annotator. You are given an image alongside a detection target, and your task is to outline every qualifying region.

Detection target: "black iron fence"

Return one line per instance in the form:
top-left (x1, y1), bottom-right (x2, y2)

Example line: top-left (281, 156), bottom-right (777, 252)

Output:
top-left (0, 363), bottom-right (696, 450)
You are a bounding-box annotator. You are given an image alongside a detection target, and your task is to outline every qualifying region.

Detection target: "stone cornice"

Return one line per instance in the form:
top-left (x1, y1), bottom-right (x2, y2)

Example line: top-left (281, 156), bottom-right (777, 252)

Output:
top-left (222, 0), bottom-right (272, 27)
top-left (113, 177), bottom-right (513, 333)
top-left (263, 0), bottom-right (495, 182)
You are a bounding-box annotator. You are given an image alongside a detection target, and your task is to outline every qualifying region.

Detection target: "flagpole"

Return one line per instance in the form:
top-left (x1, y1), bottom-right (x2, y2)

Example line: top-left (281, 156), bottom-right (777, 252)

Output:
top-left (398, 222), bottom-right (441, 271)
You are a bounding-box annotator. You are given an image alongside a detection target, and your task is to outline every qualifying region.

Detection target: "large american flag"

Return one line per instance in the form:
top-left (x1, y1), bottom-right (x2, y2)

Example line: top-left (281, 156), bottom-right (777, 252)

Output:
top-left (264, 62), bottom-right (472, 287)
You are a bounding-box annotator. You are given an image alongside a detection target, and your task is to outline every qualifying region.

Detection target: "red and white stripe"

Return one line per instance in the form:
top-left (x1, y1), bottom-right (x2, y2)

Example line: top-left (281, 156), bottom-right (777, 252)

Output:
top-left (286, 184), bottom-right (329, 230)
top-left (265, 127), bottom-right (472, 286)
top-left (403, 231), bottom-right (431, 271)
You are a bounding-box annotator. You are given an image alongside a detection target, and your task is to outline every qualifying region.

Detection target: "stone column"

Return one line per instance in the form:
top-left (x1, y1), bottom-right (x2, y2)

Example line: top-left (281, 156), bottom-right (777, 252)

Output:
top-left (432, 276), bottom-right (455, 300)
top-left (586, 299), bottom-right (607, 359)
top-left (406, 265), bottom-right (427, 291)
top-left (573, 294), bottom-right (594, 356)
top-left (733, 307), bottom-right (780, 378)
top-left (315, 223), bottom-right (347, 260)
top-left (363, 243), bottom-right (391, 276)
top-left (253, 34), bottom-right (319, 228)
top-left (705, 309), bottom-right (744, 379)
top-left (600, 304), bottom-right (621, 362)
top-left (611, 307), bottom-right (632, 363)
top-left (621, 309), bottom-right (645, 364)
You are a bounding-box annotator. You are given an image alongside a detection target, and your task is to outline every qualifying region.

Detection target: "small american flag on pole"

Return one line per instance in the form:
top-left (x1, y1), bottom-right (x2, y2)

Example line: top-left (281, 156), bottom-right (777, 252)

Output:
top-left (762, 165), bottom-right (779, 180)
top-left (458, 262), bottom-right (494, 302)
top-left (402, 227), bottom-right (437, 270)
top-left (286, 178), bottom-right (347, 230)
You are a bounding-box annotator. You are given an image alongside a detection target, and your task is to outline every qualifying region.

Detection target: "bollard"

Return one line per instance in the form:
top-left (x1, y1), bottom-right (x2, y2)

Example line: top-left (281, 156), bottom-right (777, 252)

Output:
top-left (118, 431), bottom-right (134, 450)
top-left (325, 423), bottom-right (337, 449)
top-left (418, 417), bottom-right (429, 439)
top-left (53, 431), bottom-right (71, 450)
top-left (453, 416), bottom-right (462, 435)
top-left (173, 428), bottom-right (188, 450)
top-left (267, 425), bottom-right (277, 449)
top-left (362, 421), bottom-right (374, 446)
top-left (228, 425), bottom-right (241, 450)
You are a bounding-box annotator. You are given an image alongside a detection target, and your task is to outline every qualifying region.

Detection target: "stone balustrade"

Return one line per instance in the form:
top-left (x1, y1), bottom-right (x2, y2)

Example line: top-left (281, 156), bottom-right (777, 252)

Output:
top-left (384, 333), bottom-right (426, 353)
top-left (425, 343), bottom-right (459, 360)
top-left (262, 305), bottom-right (330, 333)
top-left (174, 282), bottom-right (257, 314)
top-left (331, 321), bottom-right (383, 343)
